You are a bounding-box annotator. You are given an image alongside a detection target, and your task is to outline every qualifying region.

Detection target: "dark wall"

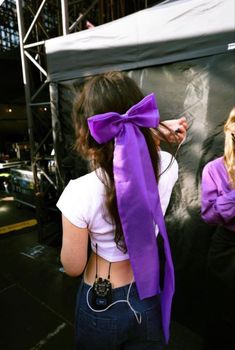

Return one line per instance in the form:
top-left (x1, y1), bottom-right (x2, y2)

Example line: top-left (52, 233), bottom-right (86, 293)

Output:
top-left (53, 51), bottom-right (235, 335)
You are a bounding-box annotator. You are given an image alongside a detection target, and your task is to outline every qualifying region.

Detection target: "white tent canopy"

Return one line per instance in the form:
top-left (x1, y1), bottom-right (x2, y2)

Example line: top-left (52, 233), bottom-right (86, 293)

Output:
top-left (45, 0), bottom-right (235, 82)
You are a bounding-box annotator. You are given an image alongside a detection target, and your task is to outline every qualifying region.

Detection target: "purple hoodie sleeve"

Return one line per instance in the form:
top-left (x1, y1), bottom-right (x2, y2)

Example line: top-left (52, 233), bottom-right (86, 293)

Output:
top-left (201, 165), bottom-right (235, 225)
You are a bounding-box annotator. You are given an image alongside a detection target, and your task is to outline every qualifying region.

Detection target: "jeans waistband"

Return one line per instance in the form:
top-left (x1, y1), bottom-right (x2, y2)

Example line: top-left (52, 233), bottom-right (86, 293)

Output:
top-left (82, 280), bottom-right (139, 301)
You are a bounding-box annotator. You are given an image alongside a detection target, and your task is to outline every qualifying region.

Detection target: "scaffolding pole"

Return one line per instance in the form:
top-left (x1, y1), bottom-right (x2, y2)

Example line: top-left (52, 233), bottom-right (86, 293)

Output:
top-left (15, 0), bottom-right (153, 244)
top-left (16, 0), bottom-right (35, 166)
top-left (61, 0), bottom-right (69, 34)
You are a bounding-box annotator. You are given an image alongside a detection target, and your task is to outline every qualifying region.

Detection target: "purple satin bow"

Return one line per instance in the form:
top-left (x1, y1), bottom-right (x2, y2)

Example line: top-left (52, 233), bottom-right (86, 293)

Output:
top-left (88, 93), bottom-right (174, 342)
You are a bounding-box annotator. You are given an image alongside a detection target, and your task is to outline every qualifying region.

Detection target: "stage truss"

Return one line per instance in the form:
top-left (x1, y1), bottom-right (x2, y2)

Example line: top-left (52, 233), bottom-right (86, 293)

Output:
top-left (15, 0), bottom-right (160, 243)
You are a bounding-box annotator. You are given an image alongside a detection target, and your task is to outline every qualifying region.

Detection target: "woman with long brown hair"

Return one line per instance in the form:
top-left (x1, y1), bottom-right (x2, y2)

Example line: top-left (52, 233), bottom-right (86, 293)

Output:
top-left (201, 107), bottom-right (235, 350)
top-left (57, 71), bottom-right (187, 349)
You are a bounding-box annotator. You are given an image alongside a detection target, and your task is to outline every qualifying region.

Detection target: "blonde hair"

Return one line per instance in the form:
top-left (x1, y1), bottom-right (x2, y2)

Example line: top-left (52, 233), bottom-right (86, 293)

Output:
top-left (224, 107), bottom-right (235, 188)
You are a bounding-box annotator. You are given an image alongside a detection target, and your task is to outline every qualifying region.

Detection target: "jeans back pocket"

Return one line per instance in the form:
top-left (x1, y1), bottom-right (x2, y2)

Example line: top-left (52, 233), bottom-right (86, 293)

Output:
top-left (76, 307), bottom-right (118, 350)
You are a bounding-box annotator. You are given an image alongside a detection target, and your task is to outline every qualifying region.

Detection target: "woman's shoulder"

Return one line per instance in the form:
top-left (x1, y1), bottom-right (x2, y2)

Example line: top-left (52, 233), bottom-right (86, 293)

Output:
top-left (66, 170), bottom-right (104, 193)
top-left (203, 156), bottom-right (224, 173)
top-left (69, 170), bottom-right (98, 184)
top-left (57, 170), bottom-right (105, 212)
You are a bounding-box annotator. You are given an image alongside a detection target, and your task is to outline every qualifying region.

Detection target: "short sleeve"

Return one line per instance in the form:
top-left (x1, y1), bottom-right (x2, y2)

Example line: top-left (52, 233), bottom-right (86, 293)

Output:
top-left (158, 151), bottom-right (179, 215)
top-left (56, 179), bottom-right (88, 228)
top-left (155, 151), bottom-right (178, 236)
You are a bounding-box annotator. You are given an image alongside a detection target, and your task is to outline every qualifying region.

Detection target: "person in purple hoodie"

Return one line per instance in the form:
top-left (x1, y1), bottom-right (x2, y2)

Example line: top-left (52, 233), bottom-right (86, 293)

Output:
top-left (56, 71), bottom-right (188, 350)
top-left (201, 107), bottom-right (235, 350)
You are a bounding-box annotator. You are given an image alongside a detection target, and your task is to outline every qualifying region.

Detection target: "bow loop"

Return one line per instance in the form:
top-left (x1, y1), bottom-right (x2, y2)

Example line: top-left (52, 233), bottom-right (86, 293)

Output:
top-left (126, 93), bottom-right (159, 123)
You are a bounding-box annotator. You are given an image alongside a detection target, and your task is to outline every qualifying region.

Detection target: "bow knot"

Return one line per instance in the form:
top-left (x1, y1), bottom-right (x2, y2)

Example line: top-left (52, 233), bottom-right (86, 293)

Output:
top-left (122, 116), bottom-right (129, 123)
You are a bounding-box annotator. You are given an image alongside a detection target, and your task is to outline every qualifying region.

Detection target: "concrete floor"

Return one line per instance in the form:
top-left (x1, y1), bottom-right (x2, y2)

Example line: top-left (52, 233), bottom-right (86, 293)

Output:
top-left (0, 194), bottom-right (203, 350)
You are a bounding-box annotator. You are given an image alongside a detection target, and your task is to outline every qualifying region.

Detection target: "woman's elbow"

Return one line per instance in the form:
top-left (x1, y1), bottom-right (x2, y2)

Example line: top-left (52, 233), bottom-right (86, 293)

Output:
top-left (60, 253), bottom-right (86, 277)
top-left (201, 214), bottom-right (213, 225)
top-left (201, 210), bottom-right (220, 226)
top-left (62, 266), bottom-right (82, 277)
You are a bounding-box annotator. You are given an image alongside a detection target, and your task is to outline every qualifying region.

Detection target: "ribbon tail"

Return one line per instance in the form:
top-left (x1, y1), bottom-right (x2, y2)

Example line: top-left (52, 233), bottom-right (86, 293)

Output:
top-left (113, 124), bottom-right (161, 299)
top-left (141, 149), bottom-right (175, 343)
top-left (153, 197), bottom-right (175, 343)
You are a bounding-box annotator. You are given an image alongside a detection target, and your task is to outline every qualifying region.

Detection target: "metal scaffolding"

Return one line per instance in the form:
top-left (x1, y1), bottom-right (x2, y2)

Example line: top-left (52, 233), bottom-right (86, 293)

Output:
top-left (15, 0), bottom-right (162, 243)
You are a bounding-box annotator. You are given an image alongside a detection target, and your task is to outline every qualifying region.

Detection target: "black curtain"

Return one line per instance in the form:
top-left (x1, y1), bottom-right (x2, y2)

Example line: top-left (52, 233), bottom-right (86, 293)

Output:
top-left (53, 50), bottom-right (235, 334)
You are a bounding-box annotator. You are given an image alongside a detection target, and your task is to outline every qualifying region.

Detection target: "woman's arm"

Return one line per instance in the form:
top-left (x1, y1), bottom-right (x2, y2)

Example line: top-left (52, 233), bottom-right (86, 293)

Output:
top-left (158, 117), bottom-right (188, 144)
top-left (60, 215), bottom-right (89, 277)
top-left (201, 166), bottom-right (235, 225)
top-left (151, 117), bottom-right (188, 148)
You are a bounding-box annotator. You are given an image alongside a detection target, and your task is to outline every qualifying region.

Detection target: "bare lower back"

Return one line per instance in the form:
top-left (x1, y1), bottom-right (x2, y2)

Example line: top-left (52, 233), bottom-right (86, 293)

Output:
top-left (84, 251), bottom-right (134, 288)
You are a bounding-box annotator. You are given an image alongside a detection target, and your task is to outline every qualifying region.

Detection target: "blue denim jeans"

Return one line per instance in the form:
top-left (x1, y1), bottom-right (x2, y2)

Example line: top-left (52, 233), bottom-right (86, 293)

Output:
top-left (75, 280), bottom-right (164, 350)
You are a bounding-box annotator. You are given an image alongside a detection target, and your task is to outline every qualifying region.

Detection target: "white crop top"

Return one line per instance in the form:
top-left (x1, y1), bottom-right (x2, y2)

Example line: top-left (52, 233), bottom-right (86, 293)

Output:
top-left (56, 151), bottom-right (178, 262)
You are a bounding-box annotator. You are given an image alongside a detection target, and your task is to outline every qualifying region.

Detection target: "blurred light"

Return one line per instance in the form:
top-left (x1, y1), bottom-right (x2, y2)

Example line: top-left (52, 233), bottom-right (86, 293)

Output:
top-left (0, 196), bottom-right (14, 202)
top-left (44, 107), bottom-right (47, 111)
top-left (0, 206), bottom-right (10, 213)
top-left (8, 108), bottom-right (12, 113)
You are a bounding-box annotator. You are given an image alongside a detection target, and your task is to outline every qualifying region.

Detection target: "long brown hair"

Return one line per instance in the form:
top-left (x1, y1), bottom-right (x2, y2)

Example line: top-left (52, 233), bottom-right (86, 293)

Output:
top-left (224, 107), bottom-right (235, 188)
top-left (73, 71), bottom-right (163, 252)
